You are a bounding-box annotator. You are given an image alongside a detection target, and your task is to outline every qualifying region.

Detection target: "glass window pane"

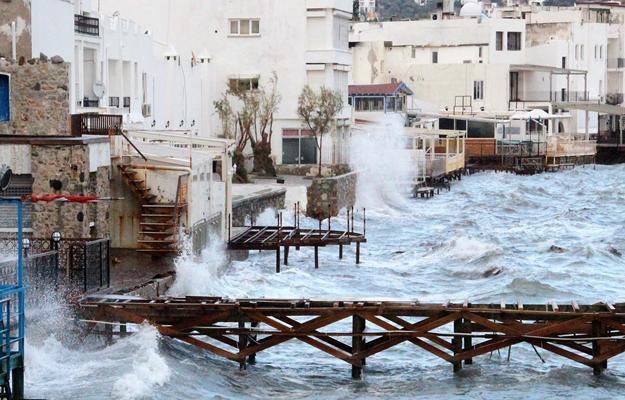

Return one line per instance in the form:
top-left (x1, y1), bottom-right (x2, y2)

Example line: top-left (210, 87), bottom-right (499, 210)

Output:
top-left (230, 20), bottom-right (238, 34)
top-left (252, 20), bottom-right (260, 34)
top-left (240, 19), bottom-right (250, 35)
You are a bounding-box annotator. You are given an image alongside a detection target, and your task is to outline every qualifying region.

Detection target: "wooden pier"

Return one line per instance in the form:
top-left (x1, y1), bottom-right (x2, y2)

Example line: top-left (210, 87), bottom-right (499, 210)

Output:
top-left (228, 207), bottom-right (366, 272)
top-left (80, 297), bottom-right (625, 378)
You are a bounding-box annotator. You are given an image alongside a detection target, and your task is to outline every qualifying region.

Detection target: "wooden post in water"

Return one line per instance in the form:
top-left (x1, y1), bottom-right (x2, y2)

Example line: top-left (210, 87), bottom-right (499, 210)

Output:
top-left (284, 246), bottom-right (289, 266)
top-left (356, 242), bottom-right (361, 264)
top-left (249, 322), bottom-right (258, 364)
top-left (352, 315), bottom-right (366, 379)
top-left (339, 245), bottom-right (343, 260)
top-left (463, 317), bottom-right (473, 365)
top-left (314, 246), bottom-right (319, 269)
top-left (238, 321), bottom-right (247, 370)
top-left (452, 318), bottom-right (463, 372)
top-left (592, 319), bottom-right (606, 375)
top-left (276, 247), bottom-right (281, 273)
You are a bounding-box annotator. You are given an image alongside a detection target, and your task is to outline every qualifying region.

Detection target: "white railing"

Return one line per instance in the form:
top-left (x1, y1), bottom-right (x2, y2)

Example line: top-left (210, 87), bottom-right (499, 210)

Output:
top-left (546, 136), bottom-right (597, 158)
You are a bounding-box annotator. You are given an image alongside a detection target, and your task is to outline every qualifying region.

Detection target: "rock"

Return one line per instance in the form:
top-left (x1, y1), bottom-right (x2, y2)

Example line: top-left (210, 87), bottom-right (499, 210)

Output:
top-left (39, 52), bottom-right (49, 62)
top-left (18, 56), bottom-right (25, 66)
top-left (548, 245), bottom-right (565, 253)
top-left (32, 82), bottom-right (41, 91)
top-left (483, 267), bottom-right (503, 277)
top-left (51, 55), bottom-right (64, 64)
top-left (27, 58), bottom-right (37, 65)
top-left (609, 247), bottom-right (622, 257)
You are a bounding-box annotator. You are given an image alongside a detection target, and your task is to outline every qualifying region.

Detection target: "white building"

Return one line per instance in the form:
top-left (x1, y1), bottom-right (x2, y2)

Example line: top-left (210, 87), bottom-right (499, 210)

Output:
top-left (349, 3), bottom-right (621, 139)
top-left (100, 0), bottom-right (354, 167)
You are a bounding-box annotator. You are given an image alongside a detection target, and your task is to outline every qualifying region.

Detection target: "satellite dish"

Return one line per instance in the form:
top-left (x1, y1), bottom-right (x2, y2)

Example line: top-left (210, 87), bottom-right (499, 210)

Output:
top-left (0, 164), bottom-right (12, 192)
top-left (93, 81), bottom-right (106, 99)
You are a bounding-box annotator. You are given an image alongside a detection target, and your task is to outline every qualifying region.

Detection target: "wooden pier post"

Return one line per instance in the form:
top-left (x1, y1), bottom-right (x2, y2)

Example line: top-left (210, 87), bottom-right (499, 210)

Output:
top-left (276, 247), bottom-right (281, 273)
top-left (463, 318), bottom-right (473, 365)
top-left (12, 365), bottom-right (23, 400)
top-left (314, 246), bottom-right (319, 269)
top-left (452, 318), bottom-right (463, 372)
top-left (592, 319), bottom-right (606, 375)
top-left (284, 246), bottom-right (289, 266)
top-left (352, 315), bottom-right (366, 379)
top-left (356, 242), bottom-right (361, 264)
top-left (339, 244), bottom-right (343, 260)
top-left (248, 322), bottom-right (258, 364)
top-left (120, 323), bottom-right (127, 337)
top-left (239, 321), bottom-right (247, 370)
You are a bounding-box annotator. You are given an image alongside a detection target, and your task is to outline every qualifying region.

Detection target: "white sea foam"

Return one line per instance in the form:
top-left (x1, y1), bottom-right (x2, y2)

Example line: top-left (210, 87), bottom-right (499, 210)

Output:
top-left (349, 116), bottom-right (415, 213)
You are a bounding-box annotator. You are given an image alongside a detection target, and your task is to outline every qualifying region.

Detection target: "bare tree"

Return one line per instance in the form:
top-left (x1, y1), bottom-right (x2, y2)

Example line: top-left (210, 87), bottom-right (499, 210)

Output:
top-left (296, 85), bottom-right (344, 176)
top-left (213, 73), bottom-right (281, 182)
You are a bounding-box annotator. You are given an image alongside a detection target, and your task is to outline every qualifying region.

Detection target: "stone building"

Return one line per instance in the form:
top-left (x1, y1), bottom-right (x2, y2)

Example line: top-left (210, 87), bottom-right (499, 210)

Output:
top-left (0, 57), bottom-right (112, 239)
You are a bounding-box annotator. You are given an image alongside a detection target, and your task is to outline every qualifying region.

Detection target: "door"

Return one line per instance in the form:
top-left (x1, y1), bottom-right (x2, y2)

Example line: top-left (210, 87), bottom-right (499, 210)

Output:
top-left (0, 74), bottom-right (9, 122)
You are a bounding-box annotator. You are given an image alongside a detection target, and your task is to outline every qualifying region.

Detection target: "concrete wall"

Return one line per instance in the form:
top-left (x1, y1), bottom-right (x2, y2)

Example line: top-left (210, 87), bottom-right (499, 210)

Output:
top-left (306, 171), bottom-right (356, 220)
top-left (232, 188), bottom-right (286, 227)
top-left (0, 59), bottom-right (70, 136)
top-left (0, 0), bottom-right (31, 60)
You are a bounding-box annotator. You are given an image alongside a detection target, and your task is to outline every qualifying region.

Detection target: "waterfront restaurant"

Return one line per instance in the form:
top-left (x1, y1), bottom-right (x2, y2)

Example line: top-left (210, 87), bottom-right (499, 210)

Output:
top-left (349, 82), bottom-right (414, 113)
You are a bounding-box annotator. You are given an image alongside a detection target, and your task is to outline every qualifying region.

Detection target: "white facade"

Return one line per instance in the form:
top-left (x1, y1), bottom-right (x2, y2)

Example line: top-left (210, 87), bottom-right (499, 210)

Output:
top-left (100, 0), bottom-right (354, 166)
top-left (350, 5), bottom-right (622, 136)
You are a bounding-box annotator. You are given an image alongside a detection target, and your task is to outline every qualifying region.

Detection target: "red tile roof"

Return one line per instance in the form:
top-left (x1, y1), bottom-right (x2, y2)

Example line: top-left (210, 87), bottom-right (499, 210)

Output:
top-left (348, 82), bottom-right (413, 96)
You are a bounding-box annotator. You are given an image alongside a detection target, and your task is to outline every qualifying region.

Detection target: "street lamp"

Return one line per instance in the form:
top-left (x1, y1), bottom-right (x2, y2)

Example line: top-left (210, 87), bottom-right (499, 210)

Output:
top-left (22, 238), bottom-right (30, 258)
top-left (51, 231), bottom-right (62, 250)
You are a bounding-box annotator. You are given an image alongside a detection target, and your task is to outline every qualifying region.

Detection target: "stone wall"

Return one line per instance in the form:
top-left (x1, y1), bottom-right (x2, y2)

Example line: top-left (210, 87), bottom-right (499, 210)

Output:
top-left (0, 0), bottom-right (32, 60)
top-left (232, 188), bottom-right (286, 227)
top-left (306, 171), bottom-right (357, 220)
top-left (276, 164), bottom-right (351, 177)
top-left (0, 59), bottom-right (70, 136)
top-left (31, 144), bottom-right (111, 239)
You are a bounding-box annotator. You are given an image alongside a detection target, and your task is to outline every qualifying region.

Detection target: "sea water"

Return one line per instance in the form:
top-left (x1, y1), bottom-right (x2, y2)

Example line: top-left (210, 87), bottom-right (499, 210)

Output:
top-left (24, 125), bottom-right (625, 399)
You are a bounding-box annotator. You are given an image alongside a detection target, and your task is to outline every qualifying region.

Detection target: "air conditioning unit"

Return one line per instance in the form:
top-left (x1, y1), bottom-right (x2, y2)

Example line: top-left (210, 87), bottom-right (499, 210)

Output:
top-left (142, 103), bottom-right (152, 117)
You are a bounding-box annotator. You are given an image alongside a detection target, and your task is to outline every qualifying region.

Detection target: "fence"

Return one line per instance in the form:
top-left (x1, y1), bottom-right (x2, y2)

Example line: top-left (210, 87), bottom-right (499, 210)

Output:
top-left (0, 237), bottom-right (110, 293)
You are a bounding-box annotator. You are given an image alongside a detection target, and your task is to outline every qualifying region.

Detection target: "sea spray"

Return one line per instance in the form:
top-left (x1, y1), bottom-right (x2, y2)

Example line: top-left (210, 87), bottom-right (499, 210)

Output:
top-left (349, 115), bottom-right (416, 213)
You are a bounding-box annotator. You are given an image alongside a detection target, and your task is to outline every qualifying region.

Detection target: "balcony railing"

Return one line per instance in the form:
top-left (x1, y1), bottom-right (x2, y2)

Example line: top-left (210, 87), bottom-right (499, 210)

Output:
top-left (511, 91), bottom-right (589, 103)
top-left (71, 113), bottom-right (123, 136)
top-left (81, 98), bottom-right (99, 108)
top-left (74, 14), bottom-right (99, 36)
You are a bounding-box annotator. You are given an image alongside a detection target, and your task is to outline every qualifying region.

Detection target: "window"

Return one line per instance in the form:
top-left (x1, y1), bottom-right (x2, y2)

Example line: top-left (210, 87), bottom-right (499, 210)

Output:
top-left (473, 80), bottom-right (484, 100)
top-left (229, 19), bottom-right (260, 36)
top-left (478, 46), bottom-right (483, 58)
top-left (123, 96), bottom-right (131, 108)
top-left (0, 74), bottom-right (9, 122)
top-left (507, 32), bottom-right (521, 51)
top-left (595, 45), bottom-right (598, 60)
top-left (496, 31), bottom-right (503, 51)
top-left (109, 97), bottom-right (120, 107)
top-left (411, 46), bottom-right (416, 58)
top-left (228, 77), bottom-right (260, 91)
top-left (282, 129), bottom-right (317, 165)
top-left (432, 51), bottom-right (438, 64)
top-left (580, 45), bottom-right (584, 60)
top-left (600, 45), bottom-right (603, 60)
top-left (562, 57), bottom-right (566, 69)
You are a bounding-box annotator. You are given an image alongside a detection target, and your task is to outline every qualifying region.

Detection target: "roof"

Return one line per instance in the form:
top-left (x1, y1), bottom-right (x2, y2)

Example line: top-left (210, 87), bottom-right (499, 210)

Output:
top-left (553, 102), bottom-right (625, 115)
top-left (349, 82), bottom-right (414, 96)
top-left (510, 64), bottom-right (587, 75)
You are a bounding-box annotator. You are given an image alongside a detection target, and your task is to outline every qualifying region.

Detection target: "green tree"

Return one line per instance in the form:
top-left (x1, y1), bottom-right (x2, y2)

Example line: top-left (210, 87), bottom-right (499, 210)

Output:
top-left (296, 86), bottom-right (344, 176)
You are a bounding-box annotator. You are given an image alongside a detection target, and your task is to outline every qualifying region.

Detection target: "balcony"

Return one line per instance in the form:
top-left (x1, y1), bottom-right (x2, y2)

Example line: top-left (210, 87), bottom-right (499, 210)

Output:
top-left (71, 113), bottom-right (123, 136)
top-left (74, 14), bottom-right (99, 36)
top-left (509, 91), bottom-right (590, 110)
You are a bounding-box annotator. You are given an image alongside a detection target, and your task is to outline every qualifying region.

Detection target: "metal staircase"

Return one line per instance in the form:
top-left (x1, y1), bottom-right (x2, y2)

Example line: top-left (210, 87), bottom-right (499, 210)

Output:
top-left (118, 163), bottom-right (188, 255)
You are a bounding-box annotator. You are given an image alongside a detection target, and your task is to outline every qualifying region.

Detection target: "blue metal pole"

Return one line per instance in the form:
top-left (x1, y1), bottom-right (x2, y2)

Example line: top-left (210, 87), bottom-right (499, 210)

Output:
top-left (15, 200), bottom-right (24, 355)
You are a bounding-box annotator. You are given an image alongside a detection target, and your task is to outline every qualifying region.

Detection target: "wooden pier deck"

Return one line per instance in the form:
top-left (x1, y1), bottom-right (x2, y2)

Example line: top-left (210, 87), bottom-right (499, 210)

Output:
top-left (228, 226), bottom-right (366, 272)
top-left (80, 296), bottom-right (625, 378)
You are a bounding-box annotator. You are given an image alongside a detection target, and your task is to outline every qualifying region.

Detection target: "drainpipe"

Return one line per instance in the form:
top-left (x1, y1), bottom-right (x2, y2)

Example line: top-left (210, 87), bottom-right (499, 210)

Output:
top-left (11, 21), bottom-right (16, 61)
